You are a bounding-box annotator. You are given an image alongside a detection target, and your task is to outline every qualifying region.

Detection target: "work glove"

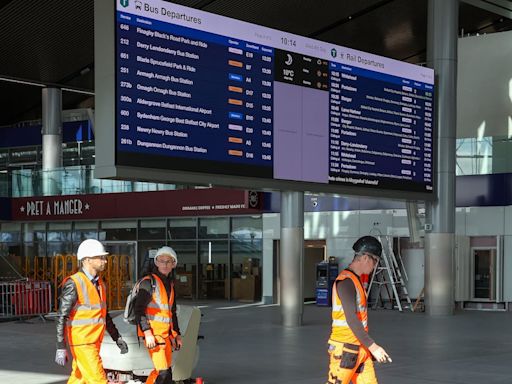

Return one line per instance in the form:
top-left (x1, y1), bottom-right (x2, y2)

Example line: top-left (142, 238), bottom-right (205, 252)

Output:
top-left (171, 335), bottom-right (183, 351)
top-left (55, 349), bottom-right (68, 366)
top-left (116, 337), bottom-right (129, 354)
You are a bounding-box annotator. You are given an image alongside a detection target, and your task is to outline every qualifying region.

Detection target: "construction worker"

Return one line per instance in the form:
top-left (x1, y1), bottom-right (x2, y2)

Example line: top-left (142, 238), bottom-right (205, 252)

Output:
top-left (134, 246), bottom-right (182, 384)
top-left (326, 235), bottom-right (391, 384)
top-left (55, 239), bottom-right (129, 383)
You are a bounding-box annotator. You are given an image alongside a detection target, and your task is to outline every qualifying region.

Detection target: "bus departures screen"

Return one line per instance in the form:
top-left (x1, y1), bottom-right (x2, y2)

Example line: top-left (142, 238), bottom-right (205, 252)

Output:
top-left (109, 0), bottom-right (434, 196)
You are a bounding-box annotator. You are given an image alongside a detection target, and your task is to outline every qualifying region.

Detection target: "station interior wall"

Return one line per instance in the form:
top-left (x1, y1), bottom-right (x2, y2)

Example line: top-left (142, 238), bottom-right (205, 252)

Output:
top-left (261, 205), bottom-right (512, 304)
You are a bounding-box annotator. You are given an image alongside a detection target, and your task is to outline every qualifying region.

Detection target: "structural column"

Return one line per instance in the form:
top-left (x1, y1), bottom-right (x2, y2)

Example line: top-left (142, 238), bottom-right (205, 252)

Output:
top-left (280, 191), bottom-right (304, 327)
top-left (425, 0), bottom-right (458, 316)
top-left (42, 87), bottom-right (62, 196)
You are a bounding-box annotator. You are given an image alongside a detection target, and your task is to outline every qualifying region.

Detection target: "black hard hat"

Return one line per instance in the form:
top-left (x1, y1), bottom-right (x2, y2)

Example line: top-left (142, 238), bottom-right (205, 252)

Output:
top-left (352, 236), bottom-right (382, 258)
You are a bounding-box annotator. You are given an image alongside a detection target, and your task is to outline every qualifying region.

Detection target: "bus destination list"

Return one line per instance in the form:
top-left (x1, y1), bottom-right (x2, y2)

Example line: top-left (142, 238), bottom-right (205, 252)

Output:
top-left (116, 12), bottom-right (274, 177)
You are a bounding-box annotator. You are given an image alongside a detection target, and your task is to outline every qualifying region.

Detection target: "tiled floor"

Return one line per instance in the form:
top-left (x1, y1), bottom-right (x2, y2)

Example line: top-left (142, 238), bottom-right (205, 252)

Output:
top-left (2, 302), bottom-right (512, 383)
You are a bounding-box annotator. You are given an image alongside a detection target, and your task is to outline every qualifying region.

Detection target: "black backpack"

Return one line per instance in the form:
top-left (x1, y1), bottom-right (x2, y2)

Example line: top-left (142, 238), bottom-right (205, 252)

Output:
top-left (123, 275), bottom-right (156, 324)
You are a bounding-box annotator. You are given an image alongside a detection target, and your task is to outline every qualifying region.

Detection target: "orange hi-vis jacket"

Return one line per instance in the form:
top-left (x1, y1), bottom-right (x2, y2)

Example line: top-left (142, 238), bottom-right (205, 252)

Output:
top-left (65, 271), bottom-right (107, 346)
top-left (330, 269), bottom-right (368, 345)
top-left (137, 274), bottom-right (177, 339)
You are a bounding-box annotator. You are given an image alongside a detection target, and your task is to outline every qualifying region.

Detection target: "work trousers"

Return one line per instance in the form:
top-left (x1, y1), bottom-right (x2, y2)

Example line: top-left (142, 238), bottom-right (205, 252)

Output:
top-left (146, 335), bottom-right (173, 384)
top-left (67, 341), bottom-right (107, 384)
top-left (326, 339), bottom-right (377, 384)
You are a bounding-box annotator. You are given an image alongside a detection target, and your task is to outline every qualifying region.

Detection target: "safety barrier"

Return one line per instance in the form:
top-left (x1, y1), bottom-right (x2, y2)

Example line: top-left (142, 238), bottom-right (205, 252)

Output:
top-left (0, 280), bottom-right (52, 319)
top-left (18, 253), bottom-right (133, 311)
top-left (105, 254), bottom-right (133, 310)
top-left (24, 256), bottom-right (54, 282)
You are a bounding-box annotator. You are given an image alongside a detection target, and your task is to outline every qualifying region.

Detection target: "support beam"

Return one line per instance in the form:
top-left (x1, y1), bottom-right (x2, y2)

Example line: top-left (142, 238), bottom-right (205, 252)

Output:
top-left (280, 191), bottom-right (304, 327)
top-left (42, 87), bottom-right (62, 196)
top-left (425, 0), bottom-right (458, 316)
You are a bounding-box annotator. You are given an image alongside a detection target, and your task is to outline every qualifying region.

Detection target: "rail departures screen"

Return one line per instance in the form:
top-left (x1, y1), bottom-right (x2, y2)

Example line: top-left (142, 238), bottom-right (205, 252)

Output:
top-left (95, 0), bottom-right (435, 199)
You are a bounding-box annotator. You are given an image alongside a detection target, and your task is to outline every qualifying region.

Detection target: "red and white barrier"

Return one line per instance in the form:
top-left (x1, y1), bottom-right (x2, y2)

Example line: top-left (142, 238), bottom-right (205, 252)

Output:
top-left (0, 280), bottom-right (52, 318)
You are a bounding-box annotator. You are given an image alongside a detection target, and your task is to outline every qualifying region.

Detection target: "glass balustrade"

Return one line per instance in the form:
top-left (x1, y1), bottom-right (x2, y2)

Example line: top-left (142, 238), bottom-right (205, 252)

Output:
top-left (8, 165), bottom-right (178, 197)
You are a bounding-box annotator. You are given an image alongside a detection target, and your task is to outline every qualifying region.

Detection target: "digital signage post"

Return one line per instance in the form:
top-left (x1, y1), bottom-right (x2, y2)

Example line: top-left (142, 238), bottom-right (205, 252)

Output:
top-left (95, 0), bottom-right (434, 199)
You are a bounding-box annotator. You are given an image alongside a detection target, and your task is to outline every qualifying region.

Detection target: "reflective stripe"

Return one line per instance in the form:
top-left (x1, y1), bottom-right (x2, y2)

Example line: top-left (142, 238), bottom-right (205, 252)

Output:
top-left (332, 319), bottom-right (348, 327)
top-left (147, 302), bottom-right (169, 310)
top-left (146, 314), bottom-right (171, 323)
top-left (330, 269), bottom-right (369, 344)
top-left (137, 274), bottom-right (175, 338)
top-left (75, 275), bottom-right (91, 304)
top-left (74, 303), bottom-right (105, 311)
top-left (67, 317), bottom-right (106, 326)
top-left (148, 275), bottom-right (171, 313)
top-left (72, 272), bottom-right (104, 306)
top-left (331, 318), bottom-right (368, 328)
top-left (66, 272), bottom-right (107, 345)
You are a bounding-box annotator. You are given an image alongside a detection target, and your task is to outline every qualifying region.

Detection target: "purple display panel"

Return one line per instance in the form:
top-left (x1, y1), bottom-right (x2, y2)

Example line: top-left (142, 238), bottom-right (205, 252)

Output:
top-left (274, 81), bottom-right (302, 181)
top-left (301, 88), bottom-right (329, 183)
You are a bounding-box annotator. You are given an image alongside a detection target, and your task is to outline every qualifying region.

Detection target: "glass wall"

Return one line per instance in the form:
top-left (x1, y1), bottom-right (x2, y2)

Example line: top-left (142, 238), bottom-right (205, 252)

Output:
top-left (100, 220), bottom-right (137, 241)
top-left (230, 216), bottom-right (262, 301)
top-left (199, 217), bottom-right (229, 239)
top-left (138, 219), bottom-right (166, 275)
top-left (456, 136), bottom-right (493, 175)
top-left (169, 218), bottom-right (197, 239)
top-left (47, 222), bottom-right (73, 256)
top-left (1, 215), bottom-right (263, 301)
top-left (23, 222), bottom-right (46, 259)
top-left (72, 221), bottom-right (99, 244)
top-left (199, 240), bottom-right (228, 299)
top-left (0, 223), bottom-right (22, 278)
top-left (173, 240), bottom-right (197, 299)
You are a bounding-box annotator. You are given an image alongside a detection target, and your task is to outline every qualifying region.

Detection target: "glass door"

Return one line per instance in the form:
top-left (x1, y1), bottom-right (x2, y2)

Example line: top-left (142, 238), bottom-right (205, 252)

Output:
top-left (472, 247), bottom-right (496, 300)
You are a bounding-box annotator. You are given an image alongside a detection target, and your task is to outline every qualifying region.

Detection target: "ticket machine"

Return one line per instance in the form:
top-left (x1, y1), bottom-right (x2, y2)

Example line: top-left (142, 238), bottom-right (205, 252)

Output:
top-left (315, 258), bottom-right (339, 306)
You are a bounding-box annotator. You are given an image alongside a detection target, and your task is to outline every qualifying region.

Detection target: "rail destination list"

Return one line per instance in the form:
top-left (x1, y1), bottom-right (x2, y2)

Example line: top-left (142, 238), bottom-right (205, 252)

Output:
top-left (329, 62), bottom-right (433, 192)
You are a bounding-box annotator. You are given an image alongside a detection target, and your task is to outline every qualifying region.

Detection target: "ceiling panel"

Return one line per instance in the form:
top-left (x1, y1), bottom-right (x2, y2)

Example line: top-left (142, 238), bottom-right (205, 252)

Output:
top-left (201, 0), bottom-right (385, 37)
top-left (0, 0), bottom-right (93, 84)
top-left (315, 0), bottom-right (428, 62)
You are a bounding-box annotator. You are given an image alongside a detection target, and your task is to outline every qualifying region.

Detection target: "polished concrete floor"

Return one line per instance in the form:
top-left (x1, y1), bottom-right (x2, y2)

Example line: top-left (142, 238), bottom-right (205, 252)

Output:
top-left (1, 302), bottom-right (512, 383)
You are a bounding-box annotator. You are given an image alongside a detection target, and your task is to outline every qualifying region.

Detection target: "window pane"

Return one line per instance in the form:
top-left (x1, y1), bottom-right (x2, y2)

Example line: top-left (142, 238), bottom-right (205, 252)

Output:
top-left (139, 220), bottom-right (166, 240)
top-left (100, 228), bottom-right (136, 241)
top-left (172, 241), bottom-right (197, 299)
top-left (199, 240), bottom-right (228, 299)
top-left (199, 217), bottom-right (228, 239)
top-left (73, 230), bottom-right (98, 242)
top-left (137, 241), bottom-right (163, 278)
top-left (169, 218), bottom-right (197, 239)
top-left (231, 216), bottom-right (262, 302)
top-left (47, 241), bottom-right (73, 256)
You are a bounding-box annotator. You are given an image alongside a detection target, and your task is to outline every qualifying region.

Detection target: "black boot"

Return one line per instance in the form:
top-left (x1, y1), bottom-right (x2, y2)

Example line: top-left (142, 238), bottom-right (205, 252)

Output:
top-left (154, 368), bottom-right (173, 384)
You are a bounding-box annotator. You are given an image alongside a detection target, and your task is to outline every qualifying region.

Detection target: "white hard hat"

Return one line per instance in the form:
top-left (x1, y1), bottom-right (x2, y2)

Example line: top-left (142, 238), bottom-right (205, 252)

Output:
top-left (154, 246), bottom-right (178, 264)
top-left (77, 239), bottom-right (109, 261)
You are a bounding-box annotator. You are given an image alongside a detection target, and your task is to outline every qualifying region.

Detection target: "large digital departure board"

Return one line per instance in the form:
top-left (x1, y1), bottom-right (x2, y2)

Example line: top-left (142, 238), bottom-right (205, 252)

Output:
top-left (95, 0), bottom-right (435, 199)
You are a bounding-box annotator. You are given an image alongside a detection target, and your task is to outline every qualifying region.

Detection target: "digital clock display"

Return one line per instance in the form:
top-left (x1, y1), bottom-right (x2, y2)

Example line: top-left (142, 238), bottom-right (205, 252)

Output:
top-left (281, 37), bottom-right (297, 47)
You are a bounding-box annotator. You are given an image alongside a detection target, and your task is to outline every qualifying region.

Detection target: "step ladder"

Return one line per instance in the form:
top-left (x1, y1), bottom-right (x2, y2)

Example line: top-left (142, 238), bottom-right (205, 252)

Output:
top-left (367, 234), bottom-right (412, 312)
